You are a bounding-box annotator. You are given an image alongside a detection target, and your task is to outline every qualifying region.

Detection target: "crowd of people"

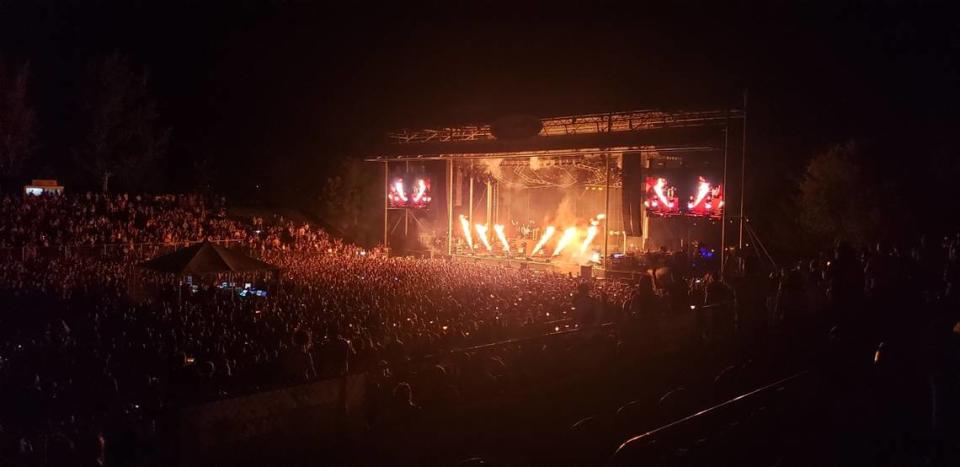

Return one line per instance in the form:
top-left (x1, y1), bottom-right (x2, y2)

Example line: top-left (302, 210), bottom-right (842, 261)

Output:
top-left (0, 191), bottom-right (958, 465)
top-left (0, 192), bottom-right (634, 464)
top-left (0, 193), bottom-right (239, 249)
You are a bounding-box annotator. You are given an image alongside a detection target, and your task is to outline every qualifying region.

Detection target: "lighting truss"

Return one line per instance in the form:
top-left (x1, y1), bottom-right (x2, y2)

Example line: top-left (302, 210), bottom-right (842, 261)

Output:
top-left (487, 156), bottom-right (622, 189)
top-left (386, 109), bottom-right (743, 144)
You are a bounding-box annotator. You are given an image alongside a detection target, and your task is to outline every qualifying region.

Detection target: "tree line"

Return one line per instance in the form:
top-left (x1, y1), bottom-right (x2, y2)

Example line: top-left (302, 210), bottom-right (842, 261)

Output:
top-left (765, 137), bottom-right (958, 258)
top-left (0, 53), bottom-right (168, 192)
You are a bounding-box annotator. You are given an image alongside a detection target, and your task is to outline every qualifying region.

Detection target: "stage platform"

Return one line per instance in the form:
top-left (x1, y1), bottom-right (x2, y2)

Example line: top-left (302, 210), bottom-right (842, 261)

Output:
top-left (450, 254), bottom-right (651, 281)
top-left (451, 253), bottom-right (575, 273)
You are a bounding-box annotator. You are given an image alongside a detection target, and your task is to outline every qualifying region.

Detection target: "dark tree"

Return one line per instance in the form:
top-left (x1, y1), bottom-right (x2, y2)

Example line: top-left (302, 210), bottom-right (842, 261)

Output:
top-left (798, 141), bottom-right (884, 245)
top-left (0, 61), bottom-right (37, 178)
top-left (317, 159), bottom-right (381, 245)
top-left (72, 54), bottom-right (170, 192)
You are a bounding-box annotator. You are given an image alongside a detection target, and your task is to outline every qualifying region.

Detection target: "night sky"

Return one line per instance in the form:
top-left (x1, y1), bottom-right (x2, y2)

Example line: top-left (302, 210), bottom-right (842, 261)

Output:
top-left (1, 1), bottom-right (958, 206)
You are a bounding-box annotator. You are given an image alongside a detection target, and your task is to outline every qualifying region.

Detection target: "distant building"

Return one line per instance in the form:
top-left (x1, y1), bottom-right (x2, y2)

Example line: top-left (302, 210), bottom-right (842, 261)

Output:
top-left (24, 179), bottom-right (64, 196)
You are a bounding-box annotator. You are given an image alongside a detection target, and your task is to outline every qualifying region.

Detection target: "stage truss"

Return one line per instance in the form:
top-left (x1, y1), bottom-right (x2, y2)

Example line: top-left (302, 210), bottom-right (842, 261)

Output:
top-left (387, 109), bottom-right (743, 144)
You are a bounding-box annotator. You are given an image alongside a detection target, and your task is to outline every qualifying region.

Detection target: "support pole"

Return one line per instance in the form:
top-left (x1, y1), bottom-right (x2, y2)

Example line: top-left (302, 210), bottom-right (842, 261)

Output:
top-left (447, 159), bottom-right (453, 256)
top-left (603, 151), bottom-right (611, 265)
top-left (721, 123), bottom-right (729, 280)
top-left (486, 179), bottom-right (492, 229)
top-left (494, 181), bottom-right (499, 225)
top-left (639, 151), bottom-right (649, 252)
top-left (404, 161), bottom-right (409, 240)
top-left (739, 90), bottom-right (748, 250)
top-left (383, 160), bottom-right (389, 254)
top-left (468, 166), bottom-right (474, 228)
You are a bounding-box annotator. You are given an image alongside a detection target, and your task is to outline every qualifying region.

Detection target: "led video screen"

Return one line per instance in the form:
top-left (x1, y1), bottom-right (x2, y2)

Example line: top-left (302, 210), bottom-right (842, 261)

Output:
top-left (643, 177), bottom-right (680, 216)
top-left (388, 176), bottom-right (432, 208)
top-left (686, 176), bottom-right (723, 218)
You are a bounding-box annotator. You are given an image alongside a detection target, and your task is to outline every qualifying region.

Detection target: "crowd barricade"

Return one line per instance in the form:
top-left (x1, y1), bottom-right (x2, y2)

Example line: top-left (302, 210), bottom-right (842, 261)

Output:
top-left (608, 370), bottom-right (816, 466)
top-left (177, 373), bottom-right (367, 465)
top-left (170, 325), bottom-right (612, 464)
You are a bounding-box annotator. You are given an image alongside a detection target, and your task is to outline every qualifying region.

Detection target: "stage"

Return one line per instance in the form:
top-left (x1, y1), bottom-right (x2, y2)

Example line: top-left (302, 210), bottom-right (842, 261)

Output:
top-left (451, 253), bottom-right (580, 274)
top-left (450, 253), bottom-right (655, 281)
top-left (366, 109), bottom-right (747, 276)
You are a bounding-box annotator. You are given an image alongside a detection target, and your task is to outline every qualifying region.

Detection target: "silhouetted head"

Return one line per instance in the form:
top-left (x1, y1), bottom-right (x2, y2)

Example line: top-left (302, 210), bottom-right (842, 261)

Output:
top-left (637, 274), bottom-right (654, 293)
top-left (393, 382), bottom-right (413, 405)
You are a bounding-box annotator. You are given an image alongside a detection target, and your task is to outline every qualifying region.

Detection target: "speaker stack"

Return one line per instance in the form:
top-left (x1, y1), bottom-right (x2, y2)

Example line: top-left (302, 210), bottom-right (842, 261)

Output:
top-left (621, 151), bottom-right (644, 236)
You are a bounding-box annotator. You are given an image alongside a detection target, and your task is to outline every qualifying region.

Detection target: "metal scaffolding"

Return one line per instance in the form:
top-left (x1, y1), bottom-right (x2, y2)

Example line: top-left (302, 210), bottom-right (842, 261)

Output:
top-left (387, 109), bottom-right (744, 144)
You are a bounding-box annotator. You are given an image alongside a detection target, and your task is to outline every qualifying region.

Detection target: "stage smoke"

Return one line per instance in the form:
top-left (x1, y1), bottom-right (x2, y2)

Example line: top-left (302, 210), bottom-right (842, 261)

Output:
top-left (483, 158), bottom-right (504, 180)
top-left (551, 191), bottom-right (578, 227)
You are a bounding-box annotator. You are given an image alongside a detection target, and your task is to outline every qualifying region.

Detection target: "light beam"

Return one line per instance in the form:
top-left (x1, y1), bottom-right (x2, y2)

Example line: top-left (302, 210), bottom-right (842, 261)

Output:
top-left (530, 226), bottom-right (555, 256)
top-left (459, 215), bottom-right (473, 249)
top-left (580, 224), bottom-right (598, 255)
top-left (475, 224), bottom-right (493, 252)
top-left (552, 227), bottom-right (578, 256)
top-left (493, 224), bottom-right (510, 252)
top-left (654, 178), bottom-right (673, 208)
top-left (394, 180), bottom-right (408, 202)
top-left (688, 178), bottom-right (710, 209)
top-left (412, 179), bottom-right (426, 202)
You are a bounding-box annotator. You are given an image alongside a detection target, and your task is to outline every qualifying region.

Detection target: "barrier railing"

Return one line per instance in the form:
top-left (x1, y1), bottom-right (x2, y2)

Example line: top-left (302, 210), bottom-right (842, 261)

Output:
top-left (182, 317), bottom-right (612, 408)
top-left (608, 370), bottom-right (813, 466)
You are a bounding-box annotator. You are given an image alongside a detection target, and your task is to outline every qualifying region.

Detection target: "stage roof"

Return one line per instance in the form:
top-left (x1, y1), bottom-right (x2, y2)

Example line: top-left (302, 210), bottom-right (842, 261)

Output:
top-left (365, 109), bottom-right (742, 161)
